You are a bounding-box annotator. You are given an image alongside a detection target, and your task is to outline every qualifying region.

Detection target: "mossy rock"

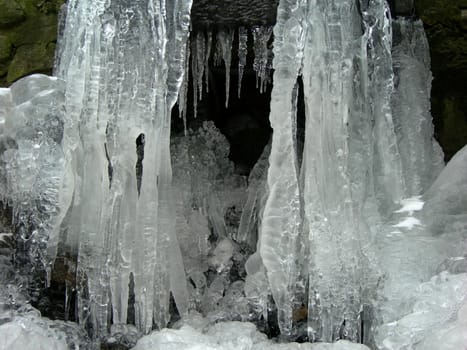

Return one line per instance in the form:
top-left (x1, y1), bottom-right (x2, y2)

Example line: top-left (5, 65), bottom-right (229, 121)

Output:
top-left (415, 0), bottom-right (467, 74)
top-left (0, 35), bottom-right (13, 63)
top-left (6, 12), bottom-right (58, 47)
top-left (0, 0), bottom-right (26, 28)
top-left (15, 0), bottom-right (63, 15)
top-left (7, 42), bottom-right (56, 83)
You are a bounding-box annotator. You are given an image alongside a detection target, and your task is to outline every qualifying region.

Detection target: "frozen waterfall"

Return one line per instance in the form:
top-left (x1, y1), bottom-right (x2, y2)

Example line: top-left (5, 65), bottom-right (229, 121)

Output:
top-left (0, 0), bottom-right (466, 349)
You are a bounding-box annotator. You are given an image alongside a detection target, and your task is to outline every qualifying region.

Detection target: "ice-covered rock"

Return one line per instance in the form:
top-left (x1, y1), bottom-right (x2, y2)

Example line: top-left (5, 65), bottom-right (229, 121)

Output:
top-left (422, 144), bottom-right (467, 237)
top-left (375, 145), bottom-right (467, 349)
top-left (375, 272), bottom-right (467, 350)
top-left (0, 317), bottom-right (67, 350)
top-left (0, 74), bottom-right (66, 286)
top-left (208, 238), bottom-right (234, 273)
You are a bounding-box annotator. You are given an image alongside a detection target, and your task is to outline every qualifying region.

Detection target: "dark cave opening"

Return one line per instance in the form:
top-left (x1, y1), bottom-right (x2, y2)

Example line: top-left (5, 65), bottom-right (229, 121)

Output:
top-left (171, 28), bottom-right (273, 176)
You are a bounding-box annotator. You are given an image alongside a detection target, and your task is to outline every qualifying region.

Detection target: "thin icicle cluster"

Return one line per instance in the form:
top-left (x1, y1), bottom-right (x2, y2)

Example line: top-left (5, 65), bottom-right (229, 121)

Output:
top-left (177, 26), bottom-right (274, 127)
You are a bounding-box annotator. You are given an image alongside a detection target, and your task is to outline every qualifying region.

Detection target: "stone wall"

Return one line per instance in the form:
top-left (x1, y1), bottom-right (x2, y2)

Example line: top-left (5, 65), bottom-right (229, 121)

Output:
top-left (0, 0), bottom-right (64, 86)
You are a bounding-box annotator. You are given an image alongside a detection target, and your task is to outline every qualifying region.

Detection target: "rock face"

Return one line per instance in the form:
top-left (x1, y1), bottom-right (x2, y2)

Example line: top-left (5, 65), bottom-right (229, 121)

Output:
top-left (191, 0), bottom-right (279, 29)
top-left (0, 0), bottom-right (63, 86)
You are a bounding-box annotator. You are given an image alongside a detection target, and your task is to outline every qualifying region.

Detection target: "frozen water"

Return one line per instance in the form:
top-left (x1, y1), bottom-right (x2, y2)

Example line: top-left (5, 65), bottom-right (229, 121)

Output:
top-left (54, 0), bottom-right (193, 336)
top-left (235, 142), bottom-right (270, 249)
top-left (178, 26), bottom-right (275, 118)
top-left (252, 26), bottom-right (273, 93)
top-left (171, 122), bottom-right (246, 315)
top-left (391, 19), bottom-right (444, 196)
top-left (1, 0), bottom-right (466, 348)
top-left (238, 27), bottom-right (248, 98)
top-left (394, 197), bottom-right (424, 214)
top-left (217, 29), bottom-right (234, 108)
top-left (374, 145), bottom-right (467, 349)
top-left (133, 318), bottom-right (371, 350)
top-left (375, 272), bottom-right (467, 350)
top-left (0, 317), bottom-right (68, 350)
top-left (191, 32), bottom-right (207, 119)
top-left (258, 0), bottom-right (306, 336)
top-left (422, 144), bottom-right (467, 236)
top-left (0, 74), bottom-right (66, 287)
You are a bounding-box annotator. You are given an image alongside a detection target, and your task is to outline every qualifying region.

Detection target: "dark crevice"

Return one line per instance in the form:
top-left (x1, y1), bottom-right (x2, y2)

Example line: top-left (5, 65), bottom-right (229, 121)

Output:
top-left (296, 75), bottom-right (306, 170)
top-left (104, 142), bottom-right (113, 187)
top-left (127, 272), bottom-right (135, 325)
top-left (136, 134), bottom-right (145, 196)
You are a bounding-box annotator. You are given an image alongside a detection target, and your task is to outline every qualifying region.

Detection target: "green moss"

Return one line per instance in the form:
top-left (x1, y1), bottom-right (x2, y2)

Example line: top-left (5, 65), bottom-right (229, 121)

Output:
top-left (6, 42), bottom-right (56, 83)
top-left (7, 14), bottom-right (58, 47)
top-left (0, 35), bottom-right (13, 62)
top-left (0, 0), bottom-right (63, 86)
top-left (0, 0), bottom-right (26, 28)
top-left (415, 0), bottom-right (467, 73)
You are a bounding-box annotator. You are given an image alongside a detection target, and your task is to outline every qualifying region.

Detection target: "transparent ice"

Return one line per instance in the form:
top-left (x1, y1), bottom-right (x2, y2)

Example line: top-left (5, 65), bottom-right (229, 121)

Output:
top-left (0, 0), bottom-right (466, 348)
top-left (55, 0), bottom-right (193, 336)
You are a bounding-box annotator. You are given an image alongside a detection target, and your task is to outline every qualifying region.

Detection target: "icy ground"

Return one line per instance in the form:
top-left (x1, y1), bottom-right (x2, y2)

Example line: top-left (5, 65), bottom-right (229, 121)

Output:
top-left (133, 317), bottom-right (369, 350)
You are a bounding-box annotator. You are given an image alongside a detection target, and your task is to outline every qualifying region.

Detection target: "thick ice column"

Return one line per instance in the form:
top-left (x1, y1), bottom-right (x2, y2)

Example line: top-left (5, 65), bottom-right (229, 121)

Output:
top-left (362, 1), bottom-right (406, 213)
top-left (391, 19), bottom-right (444, 196)
top-left (301, 0), bottom-right (371, 342)
top-left (56, 0), bottom-right (192, 337)
top-left (259, 0), bottom-right (307, 337)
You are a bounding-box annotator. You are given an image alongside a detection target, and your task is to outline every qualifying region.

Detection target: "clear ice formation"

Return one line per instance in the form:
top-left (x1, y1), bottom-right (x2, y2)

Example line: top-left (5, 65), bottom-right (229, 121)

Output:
top-left (252, 26), bottom-right (273, 93)
top-left (56, 0), bottom-right (192, 337)
top-left (249, 0), bottom-right (447, 342)
top-left (178, 25), bottom-right (274, 121)
top-left (133, 317), bottom-right (371, 350)
top-left (0, 75), bottom-right (67, 289)
top-left (238, 27), bottom-right (248, 98)
top-left (0, 0), bottom-right (466, 348)
top-left (0, 317), bottom-right (68, 350)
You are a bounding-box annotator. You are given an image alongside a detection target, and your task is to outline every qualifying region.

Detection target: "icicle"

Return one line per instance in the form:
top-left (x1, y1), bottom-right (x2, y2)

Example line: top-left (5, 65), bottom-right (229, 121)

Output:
top-left (363, 0), bottom-right (406, 212)
top-left (213, 35), bottom-right (223, 67)
top-left (196, 32), bottom-right (206, 100)
top-left (391, 19), bottom-right (444, 195)
top-left (252, 26), bottom-right (273, 94)
top-left (259, 3), bottom-right (306, 336)
top-left (191, 32), bottom-right (206, 119)
top-left (204, 31), bottom-right (212, 93)
top-left (235, 142), bottom-right (270, 249)
top-left (301, 0), bottom-right (378, 342)
top-left (217, 29), bottom-right (234, 108)
top-left (237, 27), bottom-right (248, 98)
top-left (55, 0), bottom-right (193, 338)
top-left (179, 38), bottom-right (191, 133)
